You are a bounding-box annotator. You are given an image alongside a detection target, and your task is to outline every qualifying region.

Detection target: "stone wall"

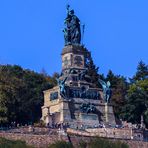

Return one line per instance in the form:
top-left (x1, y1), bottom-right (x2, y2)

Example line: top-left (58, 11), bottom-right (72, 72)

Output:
top-left (67, 128), bottom-right (148, 148)
top-left (69, 135), bottom-right (148, 148)
top-left (67, 128), bottom-right (132, 139)
top-left (86, 128), bottom-right (132, 139)
top-left (0, 132), bottom-right (68, 148)
top-left (0, 128), bottom-right (147, 148)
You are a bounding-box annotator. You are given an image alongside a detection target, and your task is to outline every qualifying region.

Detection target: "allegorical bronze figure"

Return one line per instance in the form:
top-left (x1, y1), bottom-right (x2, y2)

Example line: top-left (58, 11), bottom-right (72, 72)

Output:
top-left (63, 5), bottom-right (81, 45)
top-left (98, 79), bottom-right (112, 103)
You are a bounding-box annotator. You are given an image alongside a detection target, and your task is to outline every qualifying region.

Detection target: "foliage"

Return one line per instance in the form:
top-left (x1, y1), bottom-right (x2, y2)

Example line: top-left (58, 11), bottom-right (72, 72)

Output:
top-left (121, 61), bottom-right (148, 127)
top-left (106, 70), bottom-right (128, 119)
top-left (87, 138), bottom-right (129, 148)
top-left (132, 60), bottom-right (148, 81)
top-left (105, 61), bottom-right (148, 127)
top-left (0, 59), bottom-right (148, 129)
top-left (144, 109), bottom-right (148, 126)
top-left (33, 120), bottom-right (46, 127)
top-left (0, 65), bottom-right (54, 125)
top-left (121, 79), bottom-right (148, 127)
top-left (0, 137), bottom-right (33, 148)
top-left (49, 138), bottom-right (128, 148)
top-left (40, 68), bottom-right (59, 87)
top-left (78, 140), bottom-right (87, 148)
top-left (84, 47), bottom-right (103, 87)
top-left (49, 72), bottom-right (60, 86)
top-left (48, 141), bottom-right (73, 148)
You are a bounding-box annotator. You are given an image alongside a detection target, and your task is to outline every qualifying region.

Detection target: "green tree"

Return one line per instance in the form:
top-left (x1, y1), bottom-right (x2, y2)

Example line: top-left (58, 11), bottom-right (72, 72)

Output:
top-left (133, 60), bottom-right (148, 81)
top-left (40, 68), bottom-right (59, 87)
top-left (106, 70), bottom-right (128, 119)
top-left (0, 65), bottom-right (52, 125)
top-left (50, 72), bottom-right (60, 86)
top-left (121, 79), bottom-right (148, 127)
top-left (84, 47), bottom-right (104, 87)
top-left (144, 109), bottom-right (148, 127)
top-left (121, 61), bottom-right (148, 127)
top-left (106, 70), bottom-right (119, 88)
top-left (0, 65), bottom-right (24, 123)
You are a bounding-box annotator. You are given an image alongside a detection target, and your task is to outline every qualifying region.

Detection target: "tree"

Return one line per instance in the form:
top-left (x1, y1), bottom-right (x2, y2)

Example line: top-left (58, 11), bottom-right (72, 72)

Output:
top-left (51, 72), bottom-right (60, 86)
top-left (0, 65), bottom-right (52, 125)
top-left (106, 70), bottom-right (119, 88)
top-left (40, 68), bottom-right (59, 88)
top-left (121, 61), bottom-right (148, 127)
top-left (133, 60), bottom-right (148, 81)
top-left (106, 70), bottom-right (128, 119)
top-left (144, 109), bottom-right (148, 127)
top-left (0, 65), bottom-right (25, 123)
top-left (84, 47), bottom-right (103, 87)
top-left (121, 79), bottom-right (148, 127)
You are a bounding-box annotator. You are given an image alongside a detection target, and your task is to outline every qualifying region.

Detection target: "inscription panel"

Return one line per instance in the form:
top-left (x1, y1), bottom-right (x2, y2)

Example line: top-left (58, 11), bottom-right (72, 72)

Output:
top-left (73, 55), bottom-right (84, 68)
top-left (79, 113), bottom-right (98, 120)
top-left (69, 88), bottom-right (100, 100)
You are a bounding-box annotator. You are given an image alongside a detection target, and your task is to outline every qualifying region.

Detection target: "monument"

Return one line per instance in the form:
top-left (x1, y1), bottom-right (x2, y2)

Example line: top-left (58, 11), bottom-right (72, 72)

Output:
top-left (41, 5), bottom-right (116, 129)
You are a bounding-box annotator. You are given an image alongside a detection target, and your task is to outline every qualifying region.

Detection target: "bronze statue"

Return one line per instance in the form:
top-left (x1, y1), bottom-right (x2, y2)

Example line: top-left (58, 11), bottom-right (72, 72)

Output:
top-left (80, 103), bottom-right (96, 114)
top-left (57, 77), bottom-right (68, 99)
top-left (57, 69), bottom-right (72, 99)
top-left (78, 69), bottom-right (87, 81)
top-left (63, 5), bottom-right (81, 45)
top-left (98, 79), bottom-right (112, 103)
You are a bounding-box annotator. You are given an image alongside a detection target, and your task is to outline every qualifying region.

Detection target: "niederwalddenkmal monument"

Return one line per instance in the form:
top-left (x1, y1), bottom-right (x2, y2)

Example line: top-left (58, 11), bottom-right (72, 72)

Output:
top-left (41, 5), bottom-right (116, 128)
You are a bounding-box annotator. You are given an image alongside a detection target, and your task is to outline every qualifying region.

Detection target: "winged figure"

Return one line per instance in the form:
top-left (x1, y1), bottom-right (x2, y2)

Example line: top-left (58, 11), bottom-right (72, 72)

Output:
top-left (57, 69), bottom-right (73, 99)
top-left (98, 79), bottom-right (112, 103)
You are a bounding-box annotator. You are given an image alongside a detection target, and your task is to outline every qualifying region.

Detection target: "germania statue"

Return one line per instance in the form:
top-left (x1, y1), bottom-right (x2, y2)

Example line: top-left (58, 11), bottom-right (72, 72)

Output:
top-left (63, 5), bottom-right (81, 45)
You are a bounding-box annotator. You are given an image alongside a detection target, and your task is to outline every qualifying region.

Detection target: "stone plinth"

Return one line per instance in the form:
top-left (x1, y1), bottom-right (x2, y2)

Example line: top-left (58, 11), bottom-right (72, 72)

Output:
top-left (41, 45), bottom-right (116, 128)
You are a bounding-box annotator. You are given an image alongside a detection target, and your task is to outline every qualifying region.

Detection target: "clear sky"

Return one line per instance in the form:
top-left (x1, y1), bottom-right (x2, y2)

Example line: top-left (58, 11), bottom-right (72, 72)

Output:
top-left (0, 0), bottom-right (148, 78)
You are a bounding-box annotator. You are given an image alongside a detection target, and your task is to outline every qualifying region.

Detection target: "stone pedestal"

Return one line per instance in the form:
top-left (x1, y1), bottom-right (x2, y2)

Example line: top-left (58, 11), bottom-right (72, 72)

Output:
top-left (41, 45), bottom-right (116, 128)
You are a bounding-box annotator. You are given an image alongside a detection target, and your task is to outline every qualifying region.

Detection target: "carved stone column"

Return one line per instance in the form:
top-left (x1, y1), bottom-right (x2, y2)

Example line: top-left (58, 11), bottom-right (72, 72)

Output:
top-left (105, 103), bottom-right (109, 123)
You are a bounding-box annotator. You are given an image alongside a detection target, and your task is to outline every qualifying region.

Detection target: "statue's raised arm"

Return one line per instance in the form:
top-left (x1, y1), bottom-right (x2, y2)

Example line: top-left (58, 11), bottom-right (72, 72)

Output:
top-left (98, 79), bottom-right (107, 89)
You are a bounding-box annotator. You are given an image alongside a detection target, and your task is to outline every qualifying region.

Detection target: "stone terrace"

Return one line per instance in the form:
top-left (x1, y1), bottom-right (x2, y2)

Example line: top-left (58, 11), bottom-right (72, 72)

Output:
top-left (0, 127), bottom-right (147, 148)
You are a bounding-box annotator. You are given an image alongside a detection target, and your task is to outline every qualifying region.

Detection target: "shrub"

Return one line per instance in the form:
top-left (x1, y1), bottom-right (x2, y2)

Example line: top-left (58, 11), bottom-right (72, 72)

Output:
top-left (87, 138), bottom-right (129, 148)
top-left (78, 140), bottom-right (87, 148)
top-left (48, 141), bottom-right (73, 148)
top-left (0, 137), bottom-right (33, 148)
top-left (48, 138), bottom-right (129, 148)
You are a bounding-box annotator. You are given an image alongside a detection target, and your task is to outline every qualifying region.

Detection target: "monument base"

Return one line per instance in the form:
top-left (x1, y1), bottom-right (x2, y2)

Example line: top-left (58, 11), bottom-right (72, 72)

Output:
top-left (41, 86), bottom-right (116, 128)
top-left (41, 45), bottom-right (116, 128)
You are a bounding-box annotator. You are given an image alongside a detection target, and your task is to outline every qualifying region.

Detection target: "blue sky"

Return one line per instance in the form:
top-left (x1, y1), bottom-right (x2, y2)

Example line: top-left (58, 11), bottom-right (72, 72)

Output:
top-left (0, 0), bottom-right (148, 78)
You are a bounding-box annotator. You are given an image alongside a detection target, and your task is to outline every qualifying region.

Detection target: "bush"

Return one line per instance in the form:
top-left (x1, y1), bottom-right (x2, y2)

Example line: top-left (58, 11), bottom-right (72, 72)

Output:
top-left (87, 138), bottom-right (129, 148)
top-left (78, 140), bottom-right (87, 148)
top-left (48, 141), bottom-right (73, 148)
top-left (48, 138), bottom-right (128, 148)
top-left (34, 120), bottom-right (46, 127)
top-left (0, 137), bottom-right (33, 148)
